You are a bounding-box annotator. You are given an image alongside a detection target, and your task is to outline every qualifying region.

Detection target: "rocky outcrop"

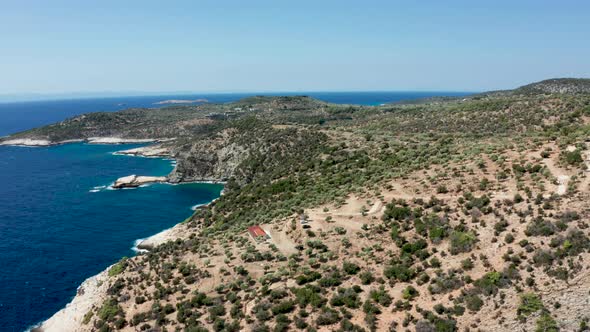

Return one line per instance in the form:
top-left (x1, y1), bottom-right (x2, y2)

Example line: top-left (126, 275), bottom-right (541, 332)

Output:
top-left (0, 138), bottom-right (53, 146)
top-left (38, 267), bottom-right (112, 332)
top-left (135, 222), bottom-right (191, 251)
top-left (168, 139), bottom-right (250, 183)
top-left (0, 138), bottom-right (60, 146)
top-left (115, 145), bottom-right (171, 157)
top-left (86, 137), bottom-right (157, 144)
top-left (112, 175), bottom-right (167, 188)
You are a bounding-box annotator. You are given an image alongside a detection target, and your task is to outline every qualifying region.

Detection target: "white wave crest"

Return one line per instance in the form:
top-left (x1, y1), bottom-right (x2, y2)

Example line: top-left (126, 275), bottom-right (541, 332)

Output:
top-left (131, 239), bottom-right (148, 254)
top-left (191, 203), bottom-right (206, 211)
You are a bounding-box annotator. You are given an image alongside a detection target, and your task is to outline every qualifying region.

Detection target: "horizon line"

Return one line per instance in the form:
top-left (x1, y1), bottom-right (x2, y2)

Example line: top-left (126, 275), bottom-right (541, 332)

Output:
top-left (0, 89), bottom-right (479, 103)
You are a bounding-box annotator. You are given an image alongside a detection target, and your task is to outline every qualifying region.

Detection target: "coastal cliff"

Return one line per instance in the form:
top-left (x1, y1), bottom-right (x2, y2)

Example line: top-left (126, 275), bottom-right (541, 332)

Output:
top-left (37, 222), bottom-right (195, 332)
top-left (13, 80), bottom-right (590, 331)
top-left (168, 139), bottom-right (250, 183)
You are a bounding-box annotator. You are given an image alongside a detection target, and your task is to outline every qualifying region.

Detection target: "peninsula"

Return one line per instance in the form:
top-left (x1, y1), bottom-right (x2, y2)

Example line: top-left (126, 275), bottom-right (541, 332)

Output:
top-left (153, 99), bottom-right (208, 105)
top-left (8, 79), bottom-right (590, 331)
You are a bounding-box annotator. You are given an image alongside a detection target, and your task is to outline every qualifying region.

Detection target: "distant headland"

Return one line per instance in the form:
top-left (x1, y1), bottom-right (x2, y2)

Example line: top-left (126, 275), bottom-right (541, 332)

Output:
top-left (153, 99), bottom-right (208, 105)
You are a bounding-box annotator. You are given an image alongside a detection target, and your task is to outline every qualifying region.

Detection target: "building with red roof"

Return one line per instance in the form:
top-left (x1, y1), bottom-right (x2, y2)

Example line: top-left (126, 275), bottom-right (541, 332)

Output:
top-left (248, 225), bottom-right (269, 241)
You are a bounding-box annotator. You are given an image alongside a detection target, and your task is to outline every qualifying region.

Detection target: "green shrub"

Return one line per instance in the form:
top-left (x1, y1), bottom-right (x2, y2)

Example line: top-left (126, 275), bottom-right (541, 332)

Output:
top-left (271, 300), bottom-right (295, 315)
top-left (98, 298), bottom-right (123, 322)
top-left (436, 185), bottom-right (448, 194)
top-left (342, 261), bottom-right (361, 275)
top-left (296, 271), bottom-right (321, 285)
top-left (465, 294), bottom-right (483, 312)
top-left (382, 202), bottom-right (412, 221)
top-left (330, 288), bottom-right (361, 308)
top-left (505, 233), bottom-right (515, 243)
top-left (474, 271), bottom-right (505, 295)
top-left (562, 149), bottom-right (583, 166)
top-left (384, 261), bottom-right (416, 282)
top-left (316, 307), bottom-right (341, 326)
top-left (108, 257), bottom-right (128, 277)
top-left (517, 293), bottom-right (544, 317)
top-left (535, 313), bottom-right (559, 332)
top-left (449, 231), bottom-right (477, 254)
top-left (82, 311), bottom-right (93, 324)
top-left (292, 285), bottom-right (326, 308)
top-left (525, 218), bottom-right (556, 237)
top-left (318, 271), bottom-right (343, 287)
top-left (402, 286), bottom-right (419, 300)
top-left (369, 286), bottom-right (392, 307)
top-left (359, 271), bottom-right (375, 284)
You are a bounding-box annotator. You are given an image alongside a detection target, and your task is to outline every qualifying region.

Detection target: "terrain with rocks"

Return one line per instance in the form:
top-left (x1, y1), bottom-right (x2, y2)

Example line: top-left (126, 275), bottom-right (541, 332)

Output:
top-left (9, 79), bottom-right (589, 332)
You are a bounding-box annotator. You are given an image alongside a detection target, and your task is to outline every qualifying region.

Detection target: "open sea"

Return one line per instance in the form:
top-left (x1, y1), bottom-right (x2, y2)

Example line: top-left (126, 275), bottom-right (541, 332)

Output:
top-left (0, 91), bottom-right (469, 331)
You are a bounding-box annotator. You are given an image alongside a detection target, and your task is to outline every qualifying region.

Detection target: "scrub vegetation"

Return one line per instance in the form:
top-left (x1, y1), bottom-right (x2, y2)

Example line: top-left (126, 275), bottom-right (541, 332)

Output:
top-left (13, 78), bottom-right (590, 331)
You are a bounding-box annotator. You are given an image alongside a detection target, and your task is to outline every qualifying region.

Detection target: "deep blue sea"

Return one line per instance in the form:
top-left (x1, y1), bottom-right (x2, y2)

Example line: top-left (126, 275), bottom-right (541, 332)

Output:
top-left (0, 91), bottom-right (469, 331)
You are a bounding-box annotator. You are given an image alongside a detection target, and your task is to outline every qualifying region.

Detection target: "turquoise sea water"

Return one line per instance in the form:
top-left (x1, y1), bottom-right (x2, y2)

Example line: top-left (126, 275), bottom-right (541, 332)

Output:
top-left (0, 143), bottom-right (222, 331)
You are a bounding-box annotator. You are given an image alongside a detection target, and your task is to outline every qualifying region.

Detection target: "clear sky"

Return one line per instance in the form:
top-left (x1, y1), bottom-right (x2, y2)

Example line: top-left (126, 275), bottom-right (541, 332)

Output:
top-left (1, 0), bottom-right (589, 95)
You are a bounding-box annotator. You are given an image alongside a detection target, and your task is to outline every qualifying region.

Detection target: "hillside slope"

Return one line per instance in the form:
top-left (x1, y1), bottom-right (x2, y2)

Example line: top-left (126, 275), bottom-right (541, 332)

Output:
top-left (18, 79), bottom-right (590, 332)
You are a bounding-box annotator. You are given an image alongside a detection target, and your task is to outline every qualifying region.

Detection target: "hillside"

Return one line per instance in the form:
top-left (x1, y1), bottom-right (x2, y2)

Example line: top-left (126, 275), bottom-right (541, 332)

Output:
top-left (515, 78), bottom-right (590, 95)
top-left (14, 79), bottom-right (590, 331)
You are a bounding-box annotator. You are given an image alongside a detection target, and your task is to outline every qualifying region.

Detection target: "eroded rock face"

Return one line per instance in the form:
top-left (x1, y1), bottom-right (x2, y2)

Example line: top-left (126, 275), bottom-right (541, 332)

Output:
top-left (115, 145), bottom-right (171, 157)
top-left (112, 175), bottom-right (167, 188)
top-left (168, 140), bottom-right (249, 183)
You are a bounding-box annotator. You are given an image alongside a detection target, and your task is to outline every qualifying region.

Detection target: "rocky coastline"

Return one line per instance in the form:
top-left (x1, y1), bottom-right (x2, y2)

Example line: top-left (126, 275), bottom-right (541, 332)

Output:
top-left (36, 196), bottom-right (221, 332)
top-left (36, 267), bottom-right (112, 332)
top-left (31, 141), bottom-right (225, 331)
top-left (0, 137), bottom-right (166, 147)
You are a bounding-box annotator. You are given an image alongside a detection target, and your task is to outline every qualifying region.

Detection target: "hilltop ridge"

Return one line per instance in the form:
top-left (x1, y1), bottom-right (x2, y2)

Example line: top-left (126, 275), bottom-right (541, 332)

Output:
top-left (515, 78), bottom-right (590, 94)
top-left (476, 78), bottom-right (590, 98)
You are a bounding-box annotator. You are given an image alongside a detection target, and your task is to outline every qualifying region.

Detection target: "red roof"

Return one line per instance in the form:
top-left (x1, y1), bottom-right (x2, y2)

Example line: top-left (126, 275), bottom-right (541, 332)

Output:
top-left (248, 225), bottom-right (267, 238)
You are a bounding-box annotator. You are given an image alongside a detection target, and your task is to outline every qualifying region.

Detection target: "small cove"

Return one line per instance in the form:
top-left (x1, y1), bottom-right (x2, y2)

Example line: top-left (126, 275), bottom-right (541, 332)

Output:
top-left (0, 142), bottom-right (222, 331)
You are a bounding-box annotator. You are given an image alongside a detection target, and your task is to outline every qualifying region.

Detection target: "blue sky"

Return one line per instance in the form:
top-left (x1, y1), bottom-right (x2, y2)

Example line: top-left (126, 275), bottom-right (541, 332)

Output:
top-left (1, 0), bottom-right (589, 95)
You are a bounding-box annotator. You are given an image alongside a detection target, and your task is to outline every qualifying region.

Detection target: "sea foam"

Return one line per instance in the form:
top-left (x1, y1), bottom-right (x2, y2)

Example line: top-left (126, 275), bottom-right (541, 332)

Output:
top-left (131, 239), bottom-right (149, 254)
